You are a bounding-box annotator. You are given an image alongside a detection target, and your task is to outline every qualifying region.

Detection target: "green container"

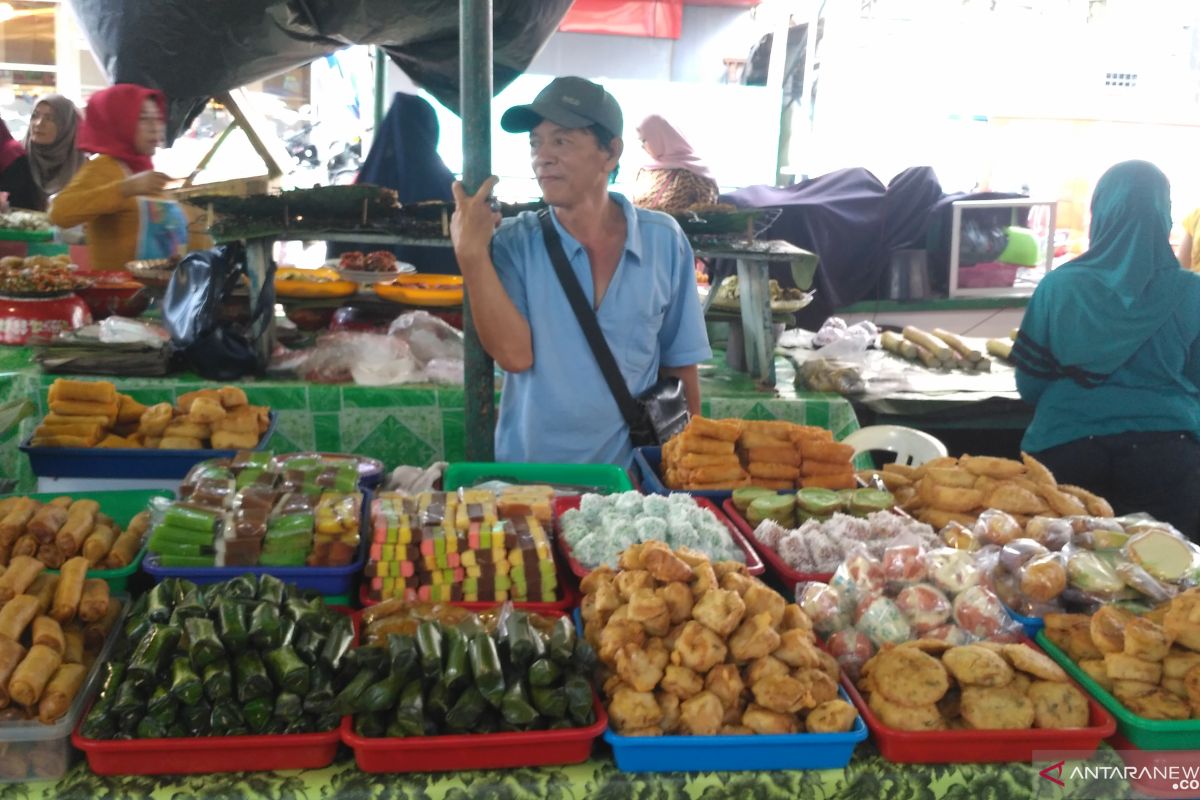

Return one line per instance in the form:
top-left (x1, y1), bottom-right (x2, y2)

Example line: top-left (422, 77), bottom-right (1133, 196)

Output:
top-left (1035, 630), bottom-right (1200, 750)
top-left (4, 490), bottom-right (174, 593)
top-left (443, 462), bottom-right (633, 494)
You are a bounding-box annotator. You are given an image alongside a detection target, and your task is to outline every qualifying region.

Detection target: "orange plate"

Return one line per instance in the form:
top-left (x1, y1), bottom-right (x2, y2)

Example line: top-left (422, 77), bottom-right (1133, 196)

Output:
top-left (373, 273), bottom-right (464, 307)
top-left (274, 267), bottom-right (359, 299)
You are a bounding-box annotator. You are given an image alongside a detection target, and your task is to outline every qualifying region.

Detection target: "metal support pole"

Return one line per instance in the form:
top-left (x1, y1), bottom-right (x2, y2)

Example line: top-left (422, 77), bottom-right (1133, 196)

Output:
top-left (460, 0), bottom-right (496, 461)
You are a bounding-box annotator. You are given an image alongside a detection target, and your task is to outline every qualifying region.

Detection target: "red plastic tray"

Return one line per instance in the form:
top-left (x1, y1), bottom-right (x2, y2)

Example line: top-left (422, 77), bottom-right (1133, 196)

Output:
top-left (721, 499), bottom-right (833, 587)
top-left (73, 724), bottom-right (341, 775)
top-left (841, 639), bottom-right (1116, 764)
top-left (553, 495), bottom-right (764, 580)
top-left (72, 606), bottom-right (353, 776)
top-left (357, 557), bottom-right (579, 612)
top-left (342, 696), bottom-right (607, 773)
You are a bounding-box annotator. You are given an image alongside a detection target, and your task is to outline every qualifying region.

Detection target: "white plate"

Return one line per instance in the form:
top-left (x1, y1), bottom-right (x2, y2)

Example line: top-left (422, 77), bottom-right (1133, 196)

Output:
top-left (324, 259), bottom-right (417, 285)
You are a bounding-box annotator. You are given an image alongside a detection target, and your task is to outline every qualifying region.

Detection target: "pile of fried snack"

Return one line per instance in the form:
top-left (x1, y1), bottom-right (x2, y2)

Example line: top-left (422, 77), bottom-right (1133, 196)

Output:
top-left (31, 379), bottom-right (271, 450)
top-left (580, 540), bottom-right (859, 736)
top-left (0, 554), bottom-right (122, 726)
top-left (662, 417), bottom-right (856, 492)
top-left (0, 498), bottom-right (148, 570)
top-left (1042, 591), bottom-right (1200, 720)
top-left (856, 639), bottom-right (1092, 730)
top-left (868, 452), bottom-right (1115, 530)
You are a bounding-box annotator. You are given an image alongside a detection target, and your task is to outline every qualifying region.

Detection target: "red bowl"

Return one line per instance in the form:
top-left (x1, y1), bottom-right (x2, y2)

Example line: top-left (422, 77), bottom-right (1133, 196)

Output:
top-left (285, 305), bottom-right (337, 331)
top-left (73, 271), bottom-right (149, 319)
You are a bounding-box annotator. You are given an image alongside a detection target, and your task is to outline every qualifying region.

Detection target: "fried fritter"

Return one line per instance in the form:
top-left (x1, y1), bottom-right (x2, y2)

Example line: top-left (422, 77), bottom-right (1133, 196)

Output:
top-left (599, 619), bottom-right (646, 665)
top-left (751, 674), bottom-right (808, 714)
top-left (728, 612), bottom-right (781, 663)
top-left (1002, 644), bottom-right (1068, 683)
top-left (873, 647), bottom-right (950, 706)
top-left (1027, 681), bottom-right (1090, 728)
top-left (742, 703), bottom-right (799, 735)
top-left (615, 640), bottom-right (669, 692)
top-left (704, 664), bottom-right (744, 709)
top-left (745, 655), bottom-right (790, 685)
top-left (960, 685), bottom-right (1035, 729)
top-left (679, 690), bottom-right (724, 735)
top-left (805, 699), bottom-right (859, 733)
top-left (774, 629), bottom-right (823, 669)
top-left (656, 581), bottom-right (694, 624)
top-left (615, 569), bottom-right (656, 601)
top-left (691, 588), bottom-right (746, 638)
top-left (741, 583), bottom-right (786, 628)
top-left (660, 664), bottom-right (704, 700)
top-left (627, 588), bottom-right (671, 637)
top-left (942, 645), bottom-right (1014, 687)
top-left (867, 691), bottom-right (945, 731)
top-left (609, 687), bottom-right (663, 732)
top-left (671, 621), bottom-right (728, 673)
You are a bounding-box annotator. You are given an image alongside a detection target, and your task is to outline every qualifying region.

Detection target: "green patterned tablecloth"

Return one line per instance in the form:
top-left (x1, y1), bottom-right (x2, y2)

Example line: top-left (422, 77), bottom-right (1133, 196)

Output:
top-left (0, 348), bottom-right (859, 492)
top-left (0, 742), bottom-right (1135, 799)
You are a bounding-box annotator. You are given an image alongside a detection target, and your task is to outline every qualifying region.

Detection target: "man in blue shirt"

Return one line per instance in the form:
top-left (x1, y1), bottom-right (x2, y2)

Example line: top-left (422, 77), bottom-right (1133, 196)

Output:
top-left (450, 76), bottom-right (711, 466)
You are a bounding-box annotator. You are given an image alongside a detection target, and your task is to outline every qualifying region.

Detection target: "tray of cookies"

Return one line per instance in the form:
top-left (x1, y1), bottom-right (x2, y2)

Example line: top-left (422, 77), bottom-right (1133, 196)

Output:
top-left (20, 381), bottom-right (276, 480)
top-left (842, 638), bottom-right (1115, 763)
top-left (1034, 598), bottom-right (1200, 751)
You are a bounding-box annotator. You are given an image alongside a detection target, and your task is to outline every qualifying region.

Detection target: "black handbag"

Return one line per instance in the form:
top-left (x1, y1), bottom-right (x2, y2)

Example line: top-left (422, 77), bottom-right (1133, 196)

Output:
top-left (538, 209), bottom-right (690, 447)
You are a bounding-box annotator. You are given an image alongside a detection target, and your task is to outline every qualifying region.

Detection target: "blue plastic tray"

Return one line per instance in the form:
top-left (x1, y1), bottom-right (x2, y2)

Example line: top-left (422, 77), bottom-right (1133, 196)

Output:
top-left (142, 487), bottom-right (367, 597)
top-left (1004, 604), bottom-right (1045, 639)
top-left (20, 412), bottom-right (278, 480)
top-left (603, 687), bottom-right (868, 772)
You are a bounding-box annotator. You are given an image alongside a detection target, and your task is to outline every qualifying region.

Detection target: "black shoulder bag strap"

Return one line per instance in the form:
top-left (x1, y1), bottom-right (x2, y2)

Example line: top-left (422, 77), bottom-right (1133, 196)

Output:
top-left (537, 208), bottom-right (646, 434)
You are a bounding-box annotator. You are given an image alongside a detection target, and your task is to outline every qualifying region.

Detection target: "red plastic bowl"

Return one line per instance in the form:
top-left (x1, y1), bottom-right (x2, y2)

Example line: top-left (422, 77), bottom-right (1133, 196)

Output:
top-left (553, 495), bottom-right (764, 580)
top-left (73, 271), bottom-right (149, 319)
top-left (342, 696), bottom-right (607, 773)
top-left (721, 498), bottom-right (833, 587)
top-left (841, 639), bottom-right (1116, 764)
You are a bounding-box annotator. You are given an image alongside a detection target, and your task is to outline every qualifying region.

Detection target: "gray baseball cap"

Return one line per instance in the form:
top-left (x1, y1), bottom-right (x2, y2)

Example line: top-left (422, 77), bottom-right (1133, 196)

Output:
top-left (500, 76), bottom-right (623, 136)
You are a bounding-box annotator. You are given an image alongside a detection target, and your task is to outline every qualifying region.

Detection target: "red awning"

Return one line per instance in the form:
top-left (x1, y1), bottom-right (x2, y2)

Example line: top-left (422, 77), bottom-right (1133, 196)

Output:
top-left (559, 0), bottom-right (683, 39)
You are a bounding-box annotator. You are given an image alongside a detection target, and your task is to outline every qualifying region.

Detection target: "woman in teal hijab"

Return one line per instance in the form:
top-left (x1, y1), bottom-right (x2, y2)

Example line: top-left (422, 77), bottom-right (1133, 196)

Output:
top-left (1013, 160), bottom-right (1200, 540)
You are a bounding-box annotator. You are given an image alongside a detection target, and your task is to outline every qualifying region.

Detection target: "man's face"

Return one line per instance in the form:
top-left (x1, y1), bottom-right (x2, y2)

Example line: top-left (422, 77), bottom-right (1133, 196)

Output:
top-left (529, 119), bottom-right (619, 207)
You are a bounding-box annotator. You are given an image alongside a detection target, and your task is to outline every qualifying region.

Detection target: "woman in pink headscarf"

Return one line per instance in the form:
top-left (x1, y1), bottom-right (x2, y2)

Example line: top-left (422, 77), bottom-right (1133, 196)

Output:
top-left (632, 114), bottom-right (719, 212)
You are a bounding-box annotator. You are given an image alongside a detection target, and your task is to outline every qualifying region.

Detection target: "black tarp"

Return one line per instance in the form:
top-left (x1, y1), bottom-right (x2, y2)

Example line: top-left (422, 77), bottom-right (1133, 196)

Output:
top-left (67, 0), bottom-right (574, 139)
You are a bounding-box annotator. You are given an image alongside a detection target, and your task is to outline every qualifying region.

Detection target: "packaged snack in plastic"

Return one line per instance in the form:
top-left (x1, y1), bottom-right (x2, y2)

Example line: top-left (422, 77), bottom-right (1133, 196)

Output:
top-left (940, 521), bottom-right (981, 551)
top-left (826, 628), bottom-right (875, 680)
top-left (857, 596), bottom-right (912, 646)
top-left (311, 492), bottom-right (362, 566)
top-left (952, 584), bottom-right (1021, 640)
top-left (924, 547), bottom-right (983, 595)
top-left (231, 451), bottom-right (272, 471)
top-left (1115, 561), bottom-right (1179, 604)
top-left (974, 509), bottom-right (1024, 546)
top-left (1017, 551), bottom-right (1068, 604)
top-left (998, 538), bottom-right (1051, 573)
top-left (179, 459), bottom-right (234, 498)
top-left (881, 535), bottom-right (928, 587)
top-left (190, 478), bottom-right (236, 509)
top-left (275, 492), bottom-right (319, 516)
top-left (796, 582), bottom-right (850, 636)
top-left (924, 623), bottom-right (972, 645)
top-left (1124, 528), bottom-right (1199, 583)
top-left (829, 545), bottom-right (885, 605)
top-left (894, 583), bottom-right (953, 634)
top-left (1023, 516), bottom-right (1073, 551)
top-left (1065, 547), bottom-right (1126, 596)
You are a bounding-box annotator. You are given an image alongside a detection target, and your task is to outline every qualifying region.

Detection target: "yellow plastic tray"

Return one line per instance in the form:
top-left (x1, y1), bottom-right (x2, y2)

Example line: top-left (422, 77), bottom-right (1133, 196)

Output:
top-left (274, 267), bottom-right (358, 299)
top-left (373, 274), bottom-right (463, 307)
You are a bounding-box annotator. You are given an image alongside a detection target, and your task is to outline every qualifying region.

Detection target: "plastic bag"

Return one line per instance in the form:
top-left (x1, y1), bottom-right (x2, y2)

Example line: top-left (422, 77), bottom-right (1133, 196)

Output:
top-left (98, 316), bottom-right (171, 345)
top-left (163, 243), bottom-right (275, 380)
top-left (388, 311), bottom-right (463, 363)
top-left (300, 332), bottom-right (417, 385)
top-left (973, 509), bottom-right (1024, 547)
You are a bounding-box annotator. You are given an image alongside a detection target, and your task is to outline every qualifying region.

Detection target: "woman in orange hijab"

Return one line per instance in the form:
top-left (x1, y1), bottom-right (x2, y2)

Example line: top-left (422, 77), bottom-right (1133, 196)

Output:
top-left (49, 83), bottom-right (208, 270)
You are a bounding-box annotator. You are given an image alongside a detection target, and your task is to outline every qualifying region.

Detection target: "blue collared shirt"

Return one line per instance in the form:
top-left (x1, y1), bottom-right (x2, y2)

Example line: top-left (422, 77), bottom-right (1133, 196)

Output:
top-left (490, 192), bottom-right (712, 466)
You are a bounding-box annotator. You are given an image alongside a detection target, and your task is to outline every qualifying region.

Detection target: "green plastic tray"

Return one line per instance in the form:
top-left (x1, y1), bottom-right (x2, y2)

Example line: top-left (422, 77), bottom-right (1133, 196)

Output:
top-left (443, 462), bottom-right (633, 494)
top-left (1035, 630), bottom-right (1200, 750)
top-left (3, 490), bottom-right (173, 593)
top-left (0, 228), bottom-right (53, 243)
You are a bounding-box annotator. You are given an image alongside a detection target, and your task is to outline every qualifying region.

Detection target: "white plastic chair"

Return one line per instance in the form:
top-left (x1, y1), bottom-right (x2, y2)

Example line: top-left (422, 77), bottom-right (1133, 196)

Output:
top-left (841, 425), bottom-right (949, 467)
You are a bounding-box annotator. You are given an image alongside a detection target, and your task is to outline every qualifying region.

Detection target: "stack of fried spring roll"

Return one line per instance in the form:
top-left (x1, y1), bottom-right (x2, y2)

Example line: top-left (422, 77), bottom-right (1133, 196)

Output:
top-left (0, 496), bottom-right (149, 570)
top-left (662, 417), bottom-right (748, 490)
top-left (0, 555), bottom-right (122, 739)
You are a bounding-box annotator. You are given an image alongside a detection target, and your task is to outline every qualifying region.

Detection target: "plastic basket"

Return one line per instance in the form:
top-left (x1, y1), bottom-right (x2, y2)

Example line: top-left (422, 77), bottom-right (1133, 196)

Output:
top-left (553, 494), bottom-right (764, 580)
top-left (20, 412), bottom-right (278, 480)
top-left (73, 605), bottom-right (352, 775)
top-left (604, 687), bottom-right (867, 772)
top-left (3, 490), bottom-right (174, 593)
top-left (443, 462), bottom-right (633, 494)
top-left (0, 593), bottom-right (128, 783)
top-left (841, 639), bottom-right (1116, 764)
top-left (343, 697), bottom-right (606, 772)
top-left (720, 499), bottom-right (834, 587)
top-left (142, 491), bottom-right (368, 597)
top-left (1036, 630), bottom-right (1200, 750)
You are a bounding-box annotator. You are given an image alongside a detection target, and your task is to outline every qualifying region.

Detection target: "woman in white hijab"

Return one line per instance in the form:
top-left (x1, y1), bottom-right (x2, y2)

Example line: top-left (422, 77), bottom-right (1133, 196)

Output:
top-left (24, 94), bottom-right (85, 209)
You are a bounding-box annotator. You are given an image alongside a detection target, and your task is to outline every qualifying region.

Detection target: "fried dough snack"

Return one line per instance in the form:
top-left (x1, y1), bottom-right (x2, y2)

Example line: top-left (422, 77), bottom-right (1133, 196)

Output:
top-left (585, 541), bottom-right (859, 736)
